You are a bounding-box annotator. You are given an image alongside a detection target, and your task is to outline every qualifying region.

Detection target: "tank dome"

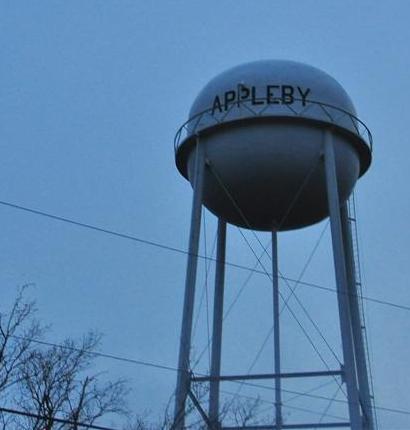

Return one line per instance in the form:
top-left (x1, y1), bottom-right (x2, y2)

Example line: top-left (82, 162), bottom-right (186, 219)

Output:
top-left (175, 60), bottom-right (372, 231)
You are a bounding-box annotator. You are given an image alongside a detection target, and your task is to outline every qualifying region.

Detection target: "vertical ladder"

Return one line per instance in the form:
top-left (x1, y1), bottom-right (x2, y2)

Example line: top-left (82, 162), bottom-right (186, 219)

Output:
top-left (347, 193), bottom-right (378, 429)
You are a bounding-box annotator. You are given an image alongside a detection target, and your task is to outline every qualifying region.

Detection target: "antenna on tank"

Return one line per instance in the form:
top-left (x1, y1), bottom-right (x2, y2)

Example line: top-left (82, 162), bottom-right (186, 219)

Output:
top-left (173, 60), bottom-right (374, 430)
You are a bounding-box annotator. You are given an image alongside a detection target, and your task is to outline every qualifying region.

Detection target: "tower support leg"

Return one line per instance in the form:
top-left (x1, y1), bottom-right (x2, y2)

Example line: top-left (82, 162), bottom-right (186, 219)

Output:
top-left (209, 218), bottom-right (227, 429)
top-left (340, 203), bottom-right (375, 430)
top-left (272, 231), bottom-right (282, 429)
top-left (323, 129), bottom-right (362, 430)
top-left (174, 138), bottom-right (206, 430)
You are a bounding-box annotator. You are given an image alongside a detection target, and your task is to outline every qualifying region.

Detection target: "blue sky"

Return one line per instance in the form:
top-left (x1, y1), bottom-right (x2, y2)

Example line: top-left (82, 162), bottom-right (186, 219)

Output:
top-left (1, 1), bottom-right (410, 428)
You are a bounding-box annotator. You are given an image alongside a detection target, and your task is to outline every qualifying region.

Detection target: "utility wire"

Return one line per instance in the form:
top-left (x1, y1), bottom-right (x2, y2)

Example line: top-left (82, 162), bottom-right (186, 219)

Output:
top-left (220, 389), bottom-right (347, 422)
top-left (0, 184), bottom-right (403, 425)
top-left (12, 335), bottom-right (180, 373)
top-left (283, 380), bottom-right (335, 404)
top-left (0, 405), bottom-right (119, 430)
top-left (225, 379), bottom-right (410, 417)
top-left (0, 196), bottom-right (407, 421)
top-left (282, 276), bottom-right (410, 312)
top-left (0, 199), bottom-right (408, 313)
top-left (0, 193), bottom-right (386, 418)
top-left (194, 365), bottom-right (410, 421)
top-left (10, 335), bottom-right (410, 419)
top-left (0, 195), bottom-right (403, 423)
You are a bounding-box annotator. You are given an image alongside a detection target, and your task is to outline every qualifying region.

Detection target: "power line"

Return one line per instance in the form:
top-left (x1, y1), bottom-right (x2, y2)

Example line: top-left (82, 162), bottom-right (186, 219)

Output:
top-left (12, 335), bottom-right (180, 373)
top-left (11, 335), bottom-right (410, 419)
top-left (2, 196), bottom-right (410, 419)
top-left (0, 195), bottom-right (408, 423)
top-left (224, 379), bottom-right (410, 417)
top-left (0, 199), bottom-right (188, 256)
top-left (0, 199), bottom-right (408, 313)
top-left (0, 405), bottom-right (119, 430)
top-left (220, 388), bottom-right (347, 422)
top-left (3, 196), bottom-right (409, 420)
top-left (0, 181), bottom-right (410, 430)
top-left (283, 277), bottom-right (410, 312)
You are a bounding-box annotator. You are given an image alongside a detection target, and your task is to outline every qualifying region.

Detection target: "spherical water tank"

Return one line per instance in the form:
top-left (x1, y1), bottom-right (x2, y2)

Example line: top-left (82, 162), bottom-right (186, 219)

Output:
top-left (175, 60), bottom-right (372, 231)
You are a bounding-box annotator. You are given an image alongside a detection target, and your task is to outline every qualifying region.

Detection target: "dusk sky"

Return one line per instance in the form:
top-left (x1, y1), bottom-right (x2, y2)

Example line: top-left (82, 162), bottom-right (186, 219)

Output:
top-left (1, 1), bottom-right (410, 429)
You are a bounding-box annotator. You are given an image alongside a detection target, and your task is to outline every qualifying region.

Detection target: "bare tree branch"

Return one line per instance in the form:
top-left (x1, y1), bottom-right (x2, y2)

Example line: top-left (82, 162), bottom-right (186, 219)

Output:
top-left (0, 286), bottom-right (44, 397)
top-left (16, 331), bottom-right (129, 429)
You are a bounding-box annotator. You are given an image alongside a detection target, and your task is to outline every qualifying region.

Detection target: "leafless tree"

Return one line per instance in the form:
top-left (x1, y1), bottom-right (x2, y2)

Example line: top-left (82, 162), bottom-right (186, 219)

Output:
top-left (224, 395), bottom-right (263, 427)
top-left (125, 385), bottom-right (265, 430)
top-left (0, 286), bottom-right (43, 396)
top-left (0, 286), bottom-right (44, 429)
top-left (15, 331), bottom-right (129, 430)
top-left (0, 288), bottom-right (131, 429)
top-left (0, 289), bottom-right (264, 430)
top-left (124, 379), bottom-right (209, 430)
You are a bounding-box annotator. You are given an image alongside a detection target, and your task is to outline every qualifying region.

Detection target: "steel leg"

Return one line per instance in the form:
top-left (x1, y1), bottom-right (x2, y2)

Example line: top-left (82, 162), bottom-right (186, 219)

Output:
top-left (174, 138), bottom-right (206, 430)
top-left (323, 129), bottom-right (362, 430)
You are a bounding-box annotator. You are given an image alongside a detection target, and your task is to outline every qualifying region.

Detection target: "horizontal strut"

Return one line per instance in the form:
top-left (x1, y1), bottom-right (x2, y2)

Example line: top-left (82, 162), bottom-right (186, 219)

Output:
top-left (192, 369), bottom-right (342, 382)
top-left (222, 422), bottom-right (350, 429)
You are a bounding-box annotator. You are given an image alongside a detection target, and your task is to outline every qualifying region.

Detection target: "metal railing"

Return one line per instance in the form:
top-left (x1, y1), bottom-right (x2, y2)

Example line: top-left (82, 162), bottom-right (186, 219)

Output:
top-left (174, 97), bottom-right (373, 155)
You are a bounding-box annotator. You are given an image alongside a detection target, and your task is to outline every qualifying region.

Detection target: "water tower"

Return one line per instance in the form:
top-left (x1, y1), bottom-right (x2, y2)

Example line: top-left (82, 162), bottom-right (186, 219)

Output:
top-left (173, 60), bottom-right (374, 430)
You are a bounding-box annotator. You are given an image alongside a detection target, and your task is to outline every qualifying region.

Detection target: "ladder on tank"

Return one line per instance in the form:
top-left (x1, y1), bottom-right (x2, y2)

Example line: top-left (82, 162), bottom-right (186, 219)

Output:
top-left (347, 193), bottom-right (378, 429)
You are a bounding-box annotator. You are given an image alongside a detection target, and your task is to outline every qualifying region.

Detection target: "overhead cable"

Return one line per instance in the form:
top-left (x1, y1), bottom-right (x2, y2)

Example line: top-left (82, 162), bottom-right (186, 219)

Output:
top-left (0, 405), bottom-right (118, 430)
top-left (0, 199), bottom-right (407, 313)
top-left (9, 336), bottom-right (410, 418)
